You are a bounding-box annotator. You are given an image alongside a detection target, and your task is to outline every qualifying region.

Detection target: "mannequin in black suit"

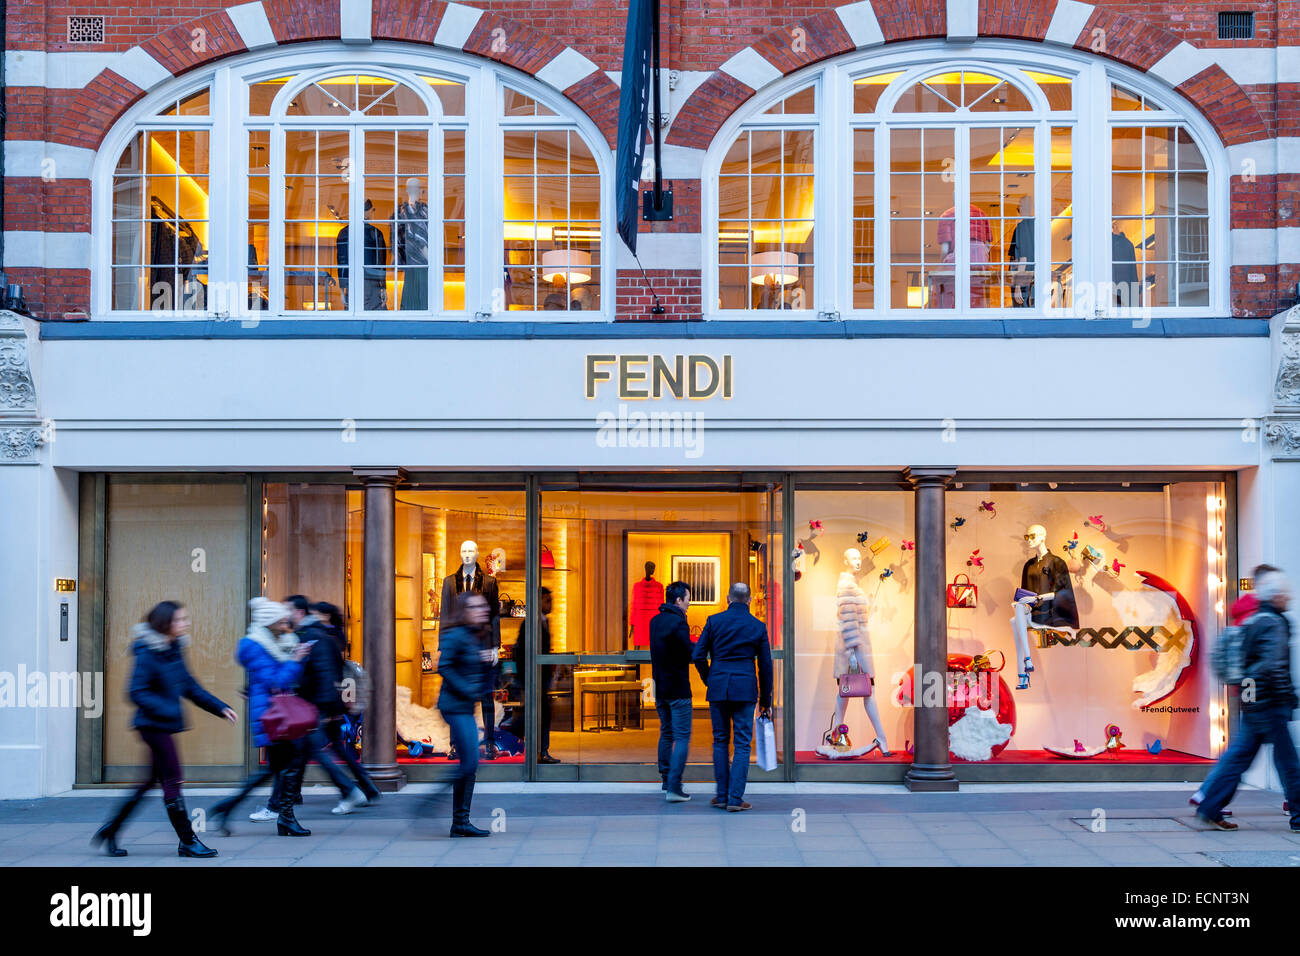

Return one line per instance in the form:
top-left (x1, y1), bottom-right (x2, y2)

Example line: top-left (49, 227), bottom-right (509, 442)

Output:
top-left (440, 540), bottom-right (501, 758)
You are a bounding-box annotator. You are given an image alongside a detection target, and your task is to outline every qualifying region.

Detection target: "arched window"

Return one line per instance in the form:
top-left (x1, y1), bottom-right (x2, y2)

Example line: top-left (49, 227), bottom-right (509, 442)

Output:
top-left (98, 49), bottom-right (608, 318)
top-left (708, 45), bottom-right (1221, 318)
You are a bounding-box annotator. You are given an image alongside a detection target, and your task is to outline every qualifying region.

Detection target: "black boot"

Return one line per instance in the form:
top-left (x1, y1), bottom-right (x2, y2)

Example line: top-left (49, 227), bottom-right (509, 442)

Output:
top-left (276, 761), bottom-right (311, 837)
top-left (166, 797), bottom-right (218, 858)
top-left (91, 781), bottom-right (148, 857)
top-left (449, 776), bottom-right (489, 837)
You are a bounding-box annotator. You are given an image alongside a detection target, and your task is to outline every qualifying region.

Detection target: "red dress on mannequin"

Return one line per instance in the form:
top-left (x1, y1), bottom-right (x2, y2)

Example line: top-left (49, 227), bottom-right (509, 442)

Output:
top-left (629, 576), bottom-right (665, 649)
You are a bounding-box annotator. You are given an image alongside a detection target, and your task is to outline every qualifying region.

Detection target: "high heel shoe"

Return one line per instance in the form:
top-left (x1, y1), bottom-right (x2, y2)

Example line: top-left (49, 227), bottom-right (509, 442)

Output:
top-left (1023, 657), bottom-right (1035, 673)
top-left (1017, 673), bottom-right (1030, 690)
top-left (276, 808), bottom-right (311, 837)
top-left (876, 738), bottom-right (893, 757)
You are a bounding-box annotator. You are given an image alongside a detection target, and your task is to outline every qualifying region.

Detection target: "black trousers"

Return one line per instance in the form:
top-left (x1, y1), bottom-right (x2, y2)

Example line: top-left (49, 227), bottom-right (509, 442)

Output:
top-left (324, 715), bottom-right (379, 799)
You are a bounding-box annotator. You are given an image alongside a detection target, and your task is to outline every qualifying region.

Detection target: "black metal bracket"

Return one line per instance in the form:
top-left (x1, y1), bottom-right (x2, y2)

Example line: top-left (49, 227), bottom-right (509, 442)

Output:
top-left (642, 188), bottom-right (673, 222)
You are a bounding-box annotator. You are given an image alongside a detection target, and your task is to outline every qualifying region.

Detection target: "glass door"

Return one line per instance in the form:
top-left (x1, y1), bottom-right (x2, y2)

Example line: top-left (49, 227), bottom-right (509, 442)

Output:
top-left (534, 479), bottom-right (783, 777)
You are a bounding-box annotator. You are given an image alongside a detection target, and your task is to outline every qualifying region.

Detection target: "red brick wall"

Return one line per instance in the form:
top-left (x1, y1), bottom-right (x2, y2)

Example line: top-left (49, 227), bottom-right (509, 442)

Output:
top-left (616, 269), bottom-right (701, 320)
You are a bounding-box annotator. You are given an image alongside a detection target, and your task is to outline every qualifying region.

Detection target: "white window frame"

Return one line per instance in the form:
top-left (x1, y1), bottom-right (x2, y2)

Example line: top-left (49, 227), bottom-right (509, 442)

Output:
top-left (92, 43), bottom-right (614, 320)
top-left (702, 40), bottom-right (1229, 320)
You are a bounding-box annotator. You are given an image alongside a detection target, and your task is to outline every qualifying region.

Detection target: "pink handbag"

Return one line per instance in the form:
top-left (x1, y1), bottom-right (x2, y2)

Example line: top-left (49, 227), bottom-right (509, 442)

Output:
top-left (838, 671), bottom-right (873, 699)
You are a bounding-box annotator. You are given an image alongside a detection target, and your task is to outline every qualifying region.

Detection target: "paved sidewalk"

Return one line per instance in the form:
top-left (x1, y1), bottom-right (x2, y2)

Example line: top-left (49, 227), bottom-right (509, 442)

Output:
top-left (3, 784), bottom-right (1298, 867)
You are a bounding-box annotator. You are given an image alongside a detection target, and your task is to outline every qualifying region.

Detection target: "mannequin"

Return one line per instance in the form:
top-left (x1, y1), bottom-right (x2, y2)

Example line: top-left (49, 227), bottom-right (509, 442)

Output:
top-left (395, 177), bottom-right (429, 311)
top-left (932, 204), bottom-right (992, 308)
top-left (440, 540), bottom-right (501, 757)
top-left (1007, 194), bottom-right (1034, 308)
top-left (630, 561), bottom-right (665, 649)
top-left (1111, 221), bottom-right (1140, 308)
top-left (817, 548), bottom-right (891, 757)
top-left (1011, 524), bottom-right (1079, 689)
top-left (335, 198), bottom-right (388, 310)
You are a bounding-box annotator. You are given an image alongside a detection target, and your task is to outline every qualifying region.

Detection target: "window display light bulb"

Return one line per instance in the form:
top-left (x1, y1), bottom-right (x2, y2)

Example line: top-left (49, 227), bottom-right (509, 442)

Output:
top-left (1215, 601), bottom-right (1224, 615)
top-left (1207, 573), bottom-right (1220, 589)
top-left (1207, 546), bottom-right (1218, 563)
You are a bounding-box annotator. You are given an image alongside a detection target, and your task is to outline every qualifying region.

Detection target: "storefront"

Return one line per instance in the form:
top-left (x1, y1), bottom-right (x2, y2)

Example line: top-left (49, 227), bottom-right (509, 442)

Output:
top-left (2, 1), bottom-right (1296, 797)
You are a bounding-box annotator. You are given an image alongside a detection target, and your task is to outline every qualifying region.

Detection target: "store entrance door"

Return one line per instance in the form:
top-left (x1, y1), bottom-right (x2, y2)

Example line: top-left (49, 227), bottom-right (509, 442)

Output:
top-left (535, 479), bottom-right (784, 779)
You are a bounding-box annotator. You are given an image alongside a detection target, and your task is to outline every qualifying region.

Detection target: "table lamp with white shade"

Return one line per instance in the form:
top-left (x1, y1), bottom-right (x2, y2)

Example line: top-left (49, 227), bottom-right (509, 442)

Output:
top-left (541, 248), bottom-right (592, 285)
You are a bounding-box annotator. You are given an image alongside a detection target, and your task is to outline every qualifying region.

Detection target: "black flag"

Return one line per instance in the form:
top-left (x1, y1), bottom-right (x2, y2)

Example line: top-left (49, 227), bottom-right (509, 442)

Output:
top-left (616, 0), bottom-right (655, 255)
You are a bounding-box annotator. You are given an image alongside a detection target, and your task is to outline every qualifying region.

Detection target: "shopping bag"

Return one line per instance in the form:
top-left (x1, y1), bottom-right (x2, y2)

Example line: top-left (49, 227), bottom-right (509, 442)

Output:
top-left (755, 714), bottom-right (778, 772)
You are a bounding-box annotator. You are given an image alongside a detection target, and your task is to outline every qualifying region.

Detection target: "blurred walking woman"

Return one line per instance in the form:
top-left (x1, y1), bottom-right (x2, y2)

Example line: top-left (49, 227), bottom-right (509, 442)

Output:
top-left (210, 597), bottom-right (311, 837)
top-left (438, 593), bottom-right (493, 837)
top-left (92, 601), bottom-right (237, 858)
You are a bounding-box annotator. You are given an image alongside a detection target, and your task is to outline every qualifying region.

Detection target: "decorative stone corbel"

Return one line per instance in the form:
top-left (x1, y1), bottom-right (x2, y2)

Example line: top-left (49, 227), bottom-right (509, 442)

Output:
top-left (0, 311), bottom-right (43, 464)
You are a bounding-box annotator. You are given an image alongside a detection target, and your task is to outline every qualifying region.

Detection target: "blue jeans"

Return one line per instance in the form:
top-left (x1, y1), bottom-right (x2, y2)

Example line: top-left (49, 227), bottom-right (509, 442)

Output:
top-left (656, 698), bottom-right (693, 794)
top-left (709, 701), bottom-right (755, 806)
top-left (1200, 702), bottom-right (1300, 827)
top-left (445, 712), bottom-right (480, 784)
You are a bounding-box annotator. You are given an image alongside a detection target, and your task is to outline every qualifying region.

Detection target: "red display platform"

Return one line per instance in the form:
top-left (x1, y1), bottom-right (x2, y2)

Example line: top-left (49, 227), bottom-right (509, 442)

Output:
top-left (397, 751), bottom-right (525, 764)
top-left (794, 748), bottom-right (1212, 764)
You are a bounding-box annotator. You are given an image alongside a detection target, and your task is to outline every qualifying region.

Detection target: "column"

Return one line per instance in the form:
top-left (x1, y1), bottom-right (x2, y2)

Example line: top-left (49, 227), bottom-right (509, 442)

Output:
top-left (904, 466), bottom-right (958, 792)
top-left (354, 467), bottom-right (407, 791)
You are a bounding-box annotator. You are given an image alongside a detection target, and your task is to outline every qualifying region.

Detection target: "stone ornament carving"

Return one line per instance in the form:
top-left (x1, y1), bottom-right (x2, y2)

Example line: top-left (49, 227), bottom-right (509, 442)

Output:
top-left (1276, 329), bottom-right (1300, 409)
top-left (0, 313), bottom-right (37, 413)
top-left (1264, 421), bottom-right (1300, 455)
top-left (0, 427), bottom-right (44, 461)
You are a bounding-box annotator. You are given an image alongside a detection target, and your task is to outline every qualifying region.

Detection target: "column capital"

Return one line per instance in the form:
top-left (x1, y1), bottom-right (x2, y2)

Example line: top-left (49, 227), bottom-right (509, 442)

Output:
top-left (903, 466), bottom-right (957, 487)
top-left (352, 467), bottom-right (408, 485)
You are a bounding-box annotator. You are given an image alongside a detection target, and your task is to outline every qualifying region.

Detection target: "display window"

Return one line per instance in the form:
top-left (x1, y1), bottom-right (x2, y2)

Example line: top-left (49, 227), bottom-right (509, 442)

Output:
top-left (793, 487), bottom-right (915, 764)
top-left (936, 478), bottom-right (1227, 764)
top-left (537, 485), bottom-right (782, 768)
top-left (95, 52), bottom-right (609, 318)
top-left (708, 45), bottom-right (1224, 318)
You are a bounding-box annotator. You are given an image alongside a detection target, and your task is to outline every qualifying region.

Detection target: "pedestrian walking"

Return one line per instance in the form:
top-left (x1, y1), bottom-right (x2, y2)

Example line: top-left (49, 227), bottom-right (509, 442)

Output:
top-left (1190, 563), bottom-right (1279, 815)
top-left (692, 582), bottom-right (773, 812)
top-left (284, 595), bottom-right (373, 815)
top-left (312, 600), bottom-right (381, 801)
top-left (1195, 569), bottom-right (1300, 830)
top-left (650, 580), bottom-right (694, 802)
top-left (209, 598), bottom-right (313, 837)
top-left (437, 593), bottom-right (494, 837)
top-left (91, 601), bottom-right (237, 858)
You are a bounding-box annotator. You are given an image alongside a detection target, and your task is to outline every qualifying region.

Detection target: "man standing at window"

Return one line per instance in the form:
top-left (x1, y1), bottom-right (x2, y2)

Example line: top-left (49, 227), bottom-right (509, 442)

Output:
top-left (650, 581), bottom-right (693, 802)
top-left (693, 582), bottom-right (773, 812)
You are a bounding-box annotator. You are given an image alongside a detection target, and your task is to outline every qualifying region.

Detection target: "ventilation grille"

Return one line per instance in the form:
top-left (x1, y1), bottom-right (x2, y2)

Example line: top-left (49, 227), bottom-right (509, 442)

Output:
top-left (67, 15), bottom-right (105, 43)
top-left (1217, 11), bottom-right (1255, 40)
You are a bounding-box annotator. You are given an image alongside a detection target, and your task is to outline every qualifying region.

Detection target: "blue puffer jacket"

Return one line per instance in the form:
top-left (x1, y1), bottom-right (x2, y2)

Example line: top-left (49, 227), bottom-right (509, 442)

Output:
top-left (129, 625), bottom-right (230, 733)
top-left (237, 629), bottom-right (304, 748)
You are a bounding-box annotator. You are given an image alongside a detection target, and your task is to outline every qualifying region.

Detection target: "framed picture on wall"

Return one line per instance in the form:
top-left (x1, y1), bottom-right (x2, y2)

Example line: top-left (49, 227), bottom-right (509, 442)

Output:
top-left (672, 555), bottom-right (721, 604)
top-left (422, 552), bottom-right (437, 628)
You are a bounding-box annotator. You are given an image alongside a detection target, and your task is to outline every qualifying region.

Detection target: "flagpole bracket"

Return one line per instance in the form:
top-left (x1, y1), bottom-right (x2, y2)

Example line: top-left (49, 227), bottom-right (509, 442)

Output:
top-left (642, 188), bottom-right (674, 222)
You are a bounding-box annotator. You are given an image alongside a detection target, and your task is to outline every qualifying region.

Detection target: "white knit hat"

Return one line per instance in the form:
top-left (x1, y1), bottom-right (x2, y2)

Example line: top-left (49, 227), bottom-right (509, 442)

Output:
top-left (249, 596), bottom-right (290, 628)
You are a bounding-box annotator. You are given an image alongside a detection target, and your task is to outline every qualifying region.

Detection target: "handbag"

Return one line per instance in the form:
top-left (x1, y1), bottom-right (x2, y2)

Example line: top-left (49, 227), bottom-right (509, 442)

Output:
top-left (499, 593), bottom-right (516, 616)
top-left (946, 573), bottom-right (978, 608)
top-left (260, 692), bottom-right (319, 742)
top-left (838, 670), bottom-right (874, 698)
top-left (539, 544), bottom-right (556, 569)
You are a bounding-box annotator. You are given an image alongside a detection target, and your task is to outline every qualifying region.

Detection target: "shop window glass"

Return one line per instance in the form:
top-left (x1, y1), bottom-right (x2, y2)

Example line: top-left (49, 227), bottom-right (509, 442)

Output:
top-left (111, 129), bottom-right (210, 310)
top-left (1111, 126), bottom-right (1208, 308)
top-left (717, 127), bottom-right (815, 310)
top-left (538, 486), bottom-right (782, 767)
top-left (765, 85), bottom-right (816, 115)
top-left (852, 71), bottom-right (904, 114)
top-left (339, 486), bottom-right (526, 770)
top-left (852, 129), bottom-right (875, 309)
top-left (502, 120), bottom-right (602, 312)
top-left (940, 480), bottom-right (1226, 764)
top-left (249, 76), bottom-right (293, 116)
top-left (422, 75), bottom-right (466, 116)
top-left (158, 87), bottom-right (210, 117)
top-left (793, 489), bottom-right (914, 764)
top-left (103, 481), bottom-right (248, 778)
top-left (887, 127), bottom-right (953, 309)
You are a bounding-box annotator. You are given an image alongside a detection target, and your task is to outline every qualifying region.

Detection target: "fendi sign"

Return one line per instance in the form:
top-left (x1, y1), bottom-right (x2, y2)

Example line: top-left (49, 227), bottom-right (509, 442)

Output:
top-left (586, 354), bottom-right (734, 400)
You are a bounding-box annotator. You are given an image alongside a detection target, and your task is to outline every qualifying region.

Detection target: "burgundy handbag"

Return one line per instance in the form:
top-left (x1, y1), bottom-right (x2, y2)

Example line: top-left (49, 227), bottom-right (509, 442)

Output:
top-left (838, 671), bottom-right (874, 699)
top-left (261, 693), bottom-right (319, 742)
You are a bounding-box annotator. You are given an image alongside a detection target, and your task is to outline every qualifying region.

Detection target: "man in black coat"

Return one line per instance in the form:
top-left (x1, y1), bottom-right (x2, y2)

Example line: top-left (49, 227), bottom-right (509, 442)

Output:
top-left (651, 580), bottom-right (694, 801)
top-left (1196, 570), bottom-right (1300, 830)
top-left (285, 596), bottom-right (372, 814)
top-left (692, 582), bottom-right (773, 812)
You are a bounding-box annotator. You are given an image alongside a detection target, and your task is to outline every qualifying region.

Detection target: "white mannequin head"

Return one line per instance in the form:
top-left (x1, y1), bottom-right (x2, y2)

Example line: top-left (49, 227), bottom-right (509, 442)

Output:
top-left (1024, 524), bottom-right (1047, 553)
top-left (406, 177), bottom-right (422, 203)
top-left (460, 540), bottom-right (478, 570)
top-left (843, 548), bottom-right (863, 572)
